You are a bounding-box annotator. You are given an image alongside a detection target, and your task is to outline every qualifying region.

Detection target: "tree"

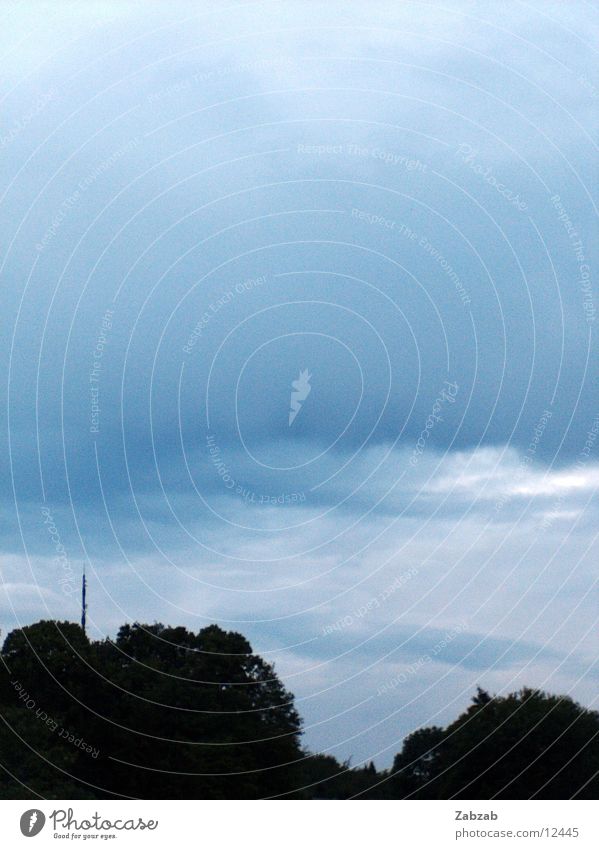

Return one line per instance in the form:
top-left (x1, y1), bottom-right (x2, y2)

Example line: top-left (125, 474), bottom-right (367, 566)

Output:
top-left (0, 621), bottom-right (95, 798)
top-left (294, 753), bottom-right (390, 799)
top-left (392, 725), bottom-right (445, 797)
top-left (390, 688), bottom-right (599, 799)
top-left (2, 623), bottom-right (598, 800)
top-left (0, 620), bottom-right (302, 799)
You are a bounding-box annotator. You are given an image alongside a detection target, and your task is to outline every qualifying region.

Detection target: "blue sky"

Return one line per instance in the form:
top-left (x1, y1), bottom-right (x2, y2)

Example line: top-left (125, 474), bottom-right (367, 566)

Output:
top-left (1, 1), bottom-right (597, 767)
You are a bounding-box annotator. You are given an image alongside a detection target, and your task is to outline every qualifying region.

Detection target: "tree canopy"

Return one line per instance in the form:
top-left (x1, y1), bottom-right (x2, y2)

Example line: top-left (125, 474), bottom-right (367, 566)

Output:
top-left (0, 620), bottom-right (302, 798)
top-left (0, 621), bottom-right (596, 799)
top-left (391, 687), bottom-right (599, 799)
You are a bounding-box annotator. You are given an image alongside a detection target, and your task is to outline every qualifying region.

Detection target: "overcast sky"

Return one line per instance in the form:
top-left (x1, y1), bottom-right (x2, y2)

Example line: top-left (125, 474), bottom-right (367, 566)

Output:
top-left (1, 0), bottom-right (597, 767)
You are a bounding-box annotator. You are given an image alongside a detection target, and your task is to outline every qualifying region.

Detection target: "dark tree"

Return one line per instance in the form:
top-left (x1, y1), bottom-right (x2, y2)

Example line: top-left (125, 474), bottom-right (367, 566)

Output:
top-left (0, 621), bottom-right (95, 798)
top-left (295, 753), bottom-right (388, 799)
top-left (2, 623), bottom-right (597, 800)
top-left (390, 688), bottom-right (599, 799)
top-left (0, 620), bottom-right (302, 799)
top-left (391, 725), bottom-right (446, 797)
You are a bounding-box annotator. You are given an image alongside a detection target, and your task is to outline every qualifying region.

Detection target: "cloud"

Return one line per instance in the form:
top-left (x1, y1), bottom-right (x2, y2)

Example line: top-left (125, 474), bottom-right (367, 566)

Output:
top-left (427, 444), bottom-right (599, 501)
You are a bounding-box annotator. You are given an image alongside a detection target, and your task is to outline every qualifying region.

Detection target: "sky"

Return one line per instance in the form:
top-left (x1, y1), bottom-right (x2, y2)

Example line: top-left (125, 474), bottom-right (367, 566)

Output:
top-left (0, 0), bottom-right (597, 768)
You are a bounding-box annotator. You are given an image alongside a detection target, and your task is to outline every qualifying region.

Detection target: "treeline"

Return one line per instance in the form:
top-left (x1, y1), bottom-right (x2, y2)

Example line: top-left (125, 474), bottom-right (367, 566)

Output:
top-left (0, 620), bottom-right (597, 799)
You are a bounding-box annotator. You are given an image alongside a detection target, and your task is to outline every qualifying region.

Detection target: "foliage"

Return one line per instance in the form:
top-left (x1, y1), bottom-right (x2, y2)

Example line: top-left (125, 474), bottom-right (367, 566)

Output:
top-left (390, 688), bottom-right (599, 799)
top-left (1, 622), bottom-right (597, 799)
top-left (0, 620), bottom-right (301, 799)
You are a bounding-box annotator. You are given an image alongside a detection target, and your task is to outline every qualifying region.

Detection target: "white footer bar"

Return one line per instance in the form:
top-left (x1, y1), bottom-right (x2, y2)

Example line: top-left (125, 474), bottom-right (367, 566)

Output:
top-left (0, 800), bottom-right (596, 848)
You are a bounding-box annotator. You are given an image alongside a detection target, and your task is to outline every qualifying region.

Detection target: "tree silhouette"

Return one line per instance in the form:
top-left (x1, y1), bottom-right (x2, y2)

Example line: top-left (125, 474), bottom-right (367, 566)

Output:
top-left (392, 726), bottom-right (446, 797)
top-left (390, 688), bottom-right (599, 799)
top-left (1, 621), bottom-right (597, 799)
top-left (0, 620), bottom-right (302, 799)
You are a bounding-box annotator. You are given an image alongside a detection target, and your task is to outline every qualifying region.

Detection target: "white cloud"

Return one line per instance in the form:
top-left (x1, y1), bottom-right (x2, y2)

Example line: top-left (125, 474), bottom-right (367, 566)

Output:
top-left (426, 445), bottom-right (599, 501)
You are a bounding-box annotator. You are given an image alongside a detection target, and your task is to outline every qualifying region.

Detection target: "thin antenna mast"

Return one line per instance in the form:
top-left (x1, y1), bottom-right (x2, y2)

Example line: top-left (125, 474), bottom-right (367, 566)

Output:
top-left (81, 567), bottom-right (87, 633)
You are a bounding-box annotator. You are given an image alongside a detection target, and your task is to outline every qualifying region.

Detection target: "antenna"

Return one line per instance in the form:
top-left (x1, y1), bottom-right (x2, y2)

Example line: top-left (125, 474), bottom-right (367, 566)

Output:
top-left (81, 568), bottom-right (87, 633)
